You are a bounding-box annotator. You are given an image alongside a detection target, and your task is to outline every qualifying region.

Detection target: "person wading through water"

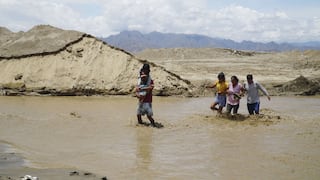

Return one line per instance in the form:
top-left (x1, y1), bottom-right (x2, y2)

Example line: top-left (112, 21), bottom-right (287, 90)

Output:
top-left (136, 64), bottom-right (156, 127)
top-left (206, 72), bottom-right (229, 114)
top-left (243, 74), bottom-right (271, 115)
top-left (226, 75), bottom-right (245, 115)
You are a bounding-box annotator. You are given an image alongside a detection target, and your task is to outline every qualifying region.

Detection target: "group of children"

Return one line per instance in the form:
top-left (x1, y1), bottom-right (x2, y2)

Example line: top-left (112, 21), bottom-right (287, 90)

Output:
top-left (135, 64), bottom-right (271, 127)
top-left (206, 72), bottom-right (271, 115)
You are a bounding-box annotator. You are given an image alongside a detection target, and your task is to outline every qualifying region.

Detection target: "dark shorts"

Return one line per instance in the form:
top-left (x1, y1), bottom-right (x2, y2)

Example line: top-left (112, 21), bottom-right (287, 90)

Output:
top-left (227, 103), bottom-right (240, 114)
top-left (247, 102), bottom-right (260, 115)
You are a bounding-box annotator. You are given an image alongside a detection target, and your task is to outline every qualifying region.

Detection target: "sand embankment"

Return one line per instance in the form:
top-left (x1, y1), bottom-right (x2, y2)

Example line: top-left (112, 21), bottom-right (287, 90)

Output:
top-left (0, 25), bottom-right (193, 96)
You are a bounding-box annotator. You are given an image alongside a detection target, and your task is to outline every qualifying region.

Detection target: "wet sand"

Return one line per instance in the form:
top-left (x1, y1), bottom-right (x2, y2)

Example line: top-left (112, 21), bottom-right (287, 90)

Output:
top-left (0, 96), bottom-right (320, 179)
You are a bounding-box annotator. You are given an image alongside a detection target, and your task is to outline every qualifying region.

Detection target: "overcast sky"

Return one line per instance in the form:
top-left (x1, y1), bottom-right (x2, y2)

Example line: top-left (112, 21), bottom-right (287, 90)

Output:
top-left (1, 0), bottom-right (319, 42)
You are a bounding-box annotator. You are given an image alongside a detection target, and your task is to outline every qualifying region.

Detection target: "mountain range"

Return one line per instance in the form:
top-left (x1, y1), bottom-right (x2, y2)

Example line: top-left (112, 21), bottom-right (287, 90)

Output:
top-left (102, 31), bottom-right (320, 53)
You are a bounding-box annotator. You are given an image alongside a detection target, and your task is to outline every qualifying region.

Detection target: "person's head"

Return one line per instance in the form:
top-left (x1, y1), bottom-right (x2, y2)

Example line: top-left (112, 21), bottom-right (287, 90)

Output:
top-left (247, 74), bottom-right (253, 84)
top-left (217, 72), bottom-right (225, 82)
top-left (140, 71), bottom-right (148, 83)
top-left (140, 63), bottom-right (150, 75)
top-left (231, 75), bottom-right (239, 85)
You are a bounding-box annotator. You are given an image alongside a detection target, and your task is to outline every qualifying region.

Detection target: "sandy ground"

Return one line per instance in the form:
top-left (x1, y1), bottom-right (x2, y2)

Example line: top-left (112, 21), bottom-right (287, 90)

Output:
top-left (136, 48), bottom-right (320, 95)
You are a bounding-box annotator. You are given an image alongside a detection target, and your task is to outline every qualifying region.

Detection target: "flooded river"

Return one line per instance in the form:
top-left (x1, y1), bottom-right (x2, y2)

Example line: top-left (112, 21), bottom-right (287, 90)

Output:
top-left (0, 96), bottom-right (319, 179)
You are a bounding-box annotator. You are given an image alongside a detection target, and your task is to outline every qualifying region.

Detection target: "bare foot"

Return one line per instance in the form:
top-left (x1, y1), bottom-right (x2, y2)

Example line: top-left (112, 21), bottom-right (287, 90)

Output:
top-left (210, 107), bottom-right (218, 111)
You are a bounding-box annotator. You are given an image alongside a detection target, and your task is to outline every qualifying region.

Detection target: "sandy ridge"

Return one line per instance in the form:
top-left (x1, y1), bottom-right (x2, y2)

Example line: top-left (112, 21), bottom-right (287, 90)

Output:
top-left (0, 25), bottom-right (194, 96)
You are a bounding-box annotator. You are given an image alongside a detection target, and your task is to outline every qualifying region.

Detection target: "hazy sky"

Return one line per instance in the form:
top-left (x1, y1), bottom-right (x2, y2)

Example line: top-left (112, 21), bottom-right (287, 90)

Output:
top-left (1, 0), bottom-right (319, 42)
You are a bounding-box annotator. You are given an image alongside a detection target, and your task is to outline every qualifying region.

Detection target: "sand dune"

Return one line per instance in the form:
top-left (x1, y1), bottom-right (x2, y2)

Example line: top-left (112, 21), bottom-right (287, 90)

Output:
top-left (0, 25), bottom-right (193, 96)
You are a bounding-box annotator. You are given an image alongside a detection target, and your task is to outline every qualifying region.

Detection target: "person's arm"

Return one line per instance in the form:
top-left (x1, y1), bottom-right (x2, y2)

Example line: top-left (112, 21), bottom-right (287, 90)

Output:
top-left (239, 84), bottom-right (246, 96)
top-left (147, 82), bottom-right (154, 92)
top-left (227, 83), bottom-right (233, 95)
top-left (237, 83), bottom-right (245, 97)
top-left (141, 80), bottom-right (154, 93)
top-left (135, 85), bottom-right (141, 98)
top-left (136, 77), bottom-right (141, 92)
top-left (256, 82), bottom-right (271, 100)
top-left (242, 83), bottom-right (247, 92)
top-left (206, 81), bottom-right (217, 88)
top-left (224, 82), bottom-right (229, 95)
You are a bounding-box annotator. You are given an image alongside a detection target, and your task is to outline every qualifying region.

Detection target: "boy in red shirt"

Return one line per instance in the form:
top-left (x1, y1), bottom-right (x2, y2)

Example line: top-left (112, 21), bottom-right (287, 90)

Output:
top-left (136, 69), bottom-right (156, 127)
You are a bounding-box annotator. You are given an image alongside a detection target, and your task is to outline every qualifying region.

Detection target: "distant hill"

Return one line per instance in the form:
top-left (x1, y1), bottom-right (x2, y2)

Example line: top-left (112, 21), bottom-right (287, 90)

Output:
top-left (102, 31), bottom-right (320, 53)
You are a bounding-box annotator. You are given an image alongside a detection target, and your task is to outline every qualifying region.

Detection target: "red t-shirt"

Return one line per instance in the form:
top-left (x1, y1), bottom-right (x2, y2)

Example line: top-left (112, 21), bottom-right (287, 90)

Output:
top-left (143, 80), bottom-right (154, 103)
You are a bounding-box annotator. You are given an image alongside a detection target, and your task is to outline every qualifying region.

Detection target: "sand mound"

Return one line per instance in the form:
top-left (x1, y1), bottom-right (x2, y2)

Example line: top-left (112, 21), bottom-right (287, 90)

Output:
top-left (0, 25), bottom-right (193, 96)
top-left (274, 75), bottom-right (320, 95)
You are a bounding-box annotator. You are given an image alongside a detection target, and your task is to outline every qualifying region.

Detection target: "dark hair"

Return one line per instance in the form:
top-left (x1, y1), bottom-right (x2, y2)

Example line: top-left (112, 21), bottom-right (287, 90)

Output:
top-left (217, 72), bottom-right (225, 80)
top-left (231, 75), bottom-right (239, 82)
top-left (247, 74), bottom-right (253, 80)
top-left (140, 63), bottom-right (150, 75)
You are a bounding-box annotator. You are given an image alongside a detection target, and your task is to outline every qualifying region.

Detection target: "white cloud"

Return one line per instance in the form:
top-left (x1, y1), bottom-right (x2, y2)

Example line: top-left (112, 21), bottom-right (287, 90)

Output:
top-left (0, 0), bottom-right (80, 30)
top-left (0, 0), bottom-right (319, 42)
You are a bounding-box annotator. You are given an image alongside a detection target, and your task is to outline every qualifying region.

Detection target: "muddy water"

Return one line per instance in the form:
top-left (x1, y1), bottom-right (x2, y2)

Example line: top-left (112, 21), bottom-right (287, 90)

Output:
top-left (0, 96), bottom-right (319, 179)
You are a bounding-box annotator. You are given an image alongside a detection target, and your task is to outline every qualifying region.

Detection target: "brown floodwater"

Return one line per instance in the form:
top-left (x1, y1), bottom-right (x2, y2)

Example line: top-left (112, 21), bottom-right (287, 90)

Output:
top-left (0, 96), bottom-right (319, 179)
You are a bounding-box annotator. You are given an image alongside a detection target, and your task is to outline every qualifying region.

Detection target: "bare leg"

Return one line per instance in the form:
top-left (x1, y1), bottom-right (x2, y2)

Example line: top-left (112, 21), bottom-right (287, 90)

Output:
top-left (210, 102), bottom-right (218, 110)
top-left (137, 115), bottom-right (143, 124)
top-left (218, 106), bottom-right (223, 114)
top-left (147, 115), bottom-right (155, 127)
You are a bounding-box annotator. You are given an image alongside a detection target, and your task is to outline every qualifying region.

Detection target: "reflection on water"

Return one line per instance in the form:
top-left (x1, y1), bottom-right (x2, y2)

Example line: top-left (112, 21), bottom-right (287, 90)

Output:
top-left (135, 128), bottom-right (153, 179)
top-left (0, 96), bottom-right (319, 179)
